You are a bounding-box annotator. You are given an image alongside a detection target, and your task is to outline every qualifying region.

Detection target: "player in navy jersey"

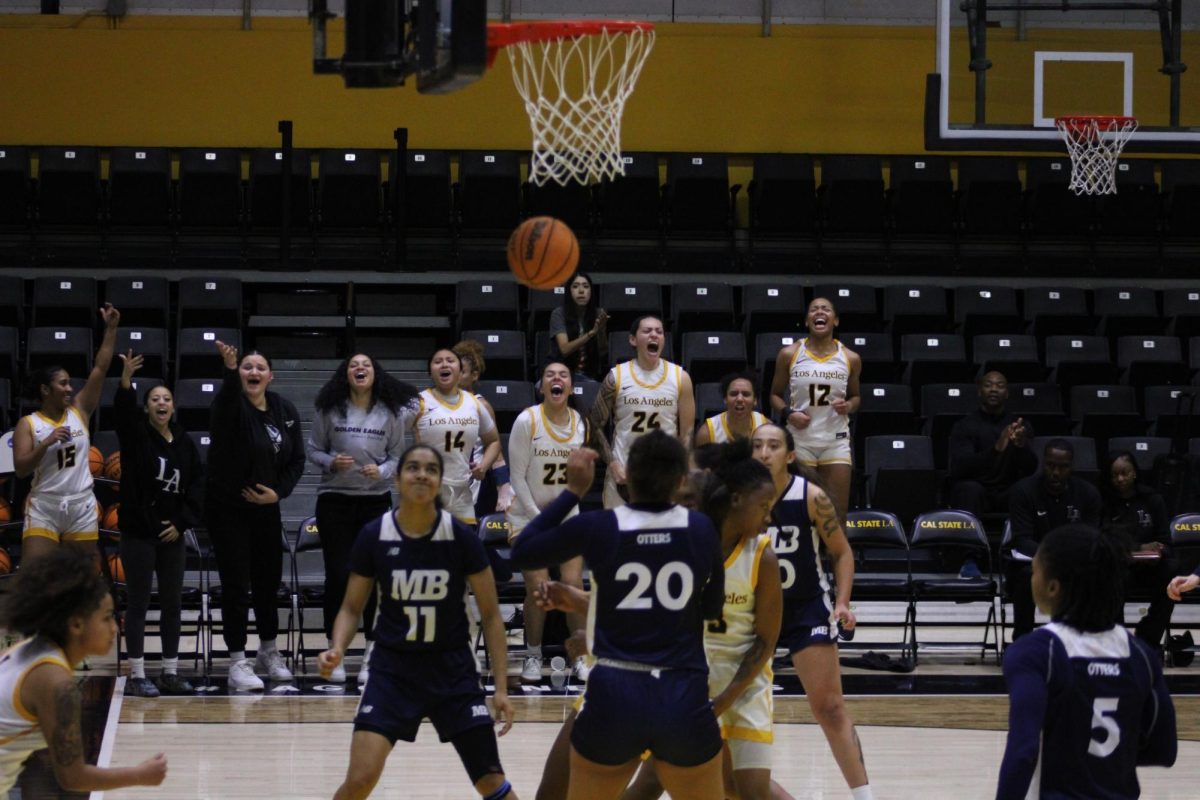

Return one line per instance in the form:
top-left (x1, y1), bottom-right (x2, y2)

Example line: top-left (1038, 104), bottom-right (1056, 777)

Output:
top-left (513, 430), bottom-right (726, 800)
top-left (997, 524), bottom-right (1177, 800)
top-left (751, 422), bottom-right (874, 800)
top-left (318, 445), bottom-right (518, 800)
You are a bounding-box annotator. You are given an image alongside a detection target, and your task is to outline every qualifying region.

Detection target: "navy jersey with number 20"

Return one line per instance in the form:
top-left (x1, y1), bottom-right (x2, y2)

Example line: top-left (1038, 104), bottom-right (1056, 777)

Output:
top-left (513, 490), bottom-right (724, 672)
top-left (350, 509), bottom-right (490, 653)
top-left (996, 622), bottom-right (1177, 800)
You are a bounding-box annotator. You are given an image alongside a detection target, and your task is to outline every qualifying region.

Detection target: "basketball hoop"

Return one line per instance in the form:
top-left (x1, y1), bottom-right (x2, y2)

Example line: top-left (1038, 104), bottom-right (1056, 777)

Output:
top-left (488, 21), bottom-right (655, 187)
top-left (1055, 115), bottom-right (1138, 196)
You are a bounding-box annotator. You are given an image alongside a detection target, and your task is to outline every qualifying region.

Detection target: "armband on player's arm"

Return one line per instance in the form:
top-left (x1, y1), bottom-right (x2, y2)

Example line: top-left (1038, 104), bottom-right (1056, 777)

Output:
top-left (491, 464), bottom-right (510, 484)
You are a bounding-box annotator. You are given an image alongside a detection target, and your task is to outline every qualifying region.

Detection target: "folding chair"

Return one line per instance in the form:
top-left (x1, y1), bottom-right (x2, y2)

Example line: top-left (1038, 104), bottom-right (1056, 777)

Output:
top-left (287, 516), bottom-right (327, 675)
top-left (909, 509), bottom-right (1001, 665)
top-left (475, 513), bottom-right (524, 668)
top-left (842, 509), bottom-right (914, 661)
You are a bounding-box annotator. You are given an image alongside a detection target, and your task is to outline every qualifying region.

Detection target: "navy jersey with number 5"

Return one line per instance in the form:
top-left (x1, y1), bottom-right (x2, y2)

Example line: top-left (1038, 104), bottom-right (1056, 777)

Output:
top-left (766, 475), bottom-right (828, 602)
top-left (513, 490), bottom-right (724, 671)
top-left (350, 509), bottom-right (490, 653)
top-left (997, 622), bottom-right (1177, 800)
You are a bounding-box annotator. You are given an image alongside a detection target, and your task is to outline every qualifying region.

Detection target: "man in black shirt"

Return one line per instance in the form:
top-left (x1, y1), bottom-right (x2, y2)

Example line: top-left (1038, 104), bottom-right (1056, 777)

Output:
top-left (1006, 438), bottom-right (1102, 639)
top-left (948, 372), bottom-right (1036, 578)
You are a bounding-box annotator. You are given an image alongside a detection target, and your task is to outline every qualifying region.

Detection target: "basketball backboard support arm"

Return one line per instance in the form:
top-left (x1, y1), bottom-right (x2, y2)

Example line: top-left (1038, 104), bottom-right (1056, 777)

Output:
top-left (927, 0), bottom-right (1199, 152)
top-left (308, 0), bottom-right (486, 92)
top-left (959, 0), bottom-right (1184, 127)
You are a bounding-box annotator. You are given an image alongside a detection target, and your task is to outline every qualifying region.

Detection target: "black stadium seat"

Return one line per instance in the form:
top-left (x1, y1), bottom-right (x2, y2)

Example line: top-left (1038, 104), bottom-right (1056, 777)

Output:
top-left (885, 285), bottom-right (950, 336)
top-left (1031, 435), bottom-right (1099, 481)
top-left (972, 335), bottom-right (1043, 384)
top-left (458, 150), bottom-right (521, 232)
top-left (178, 148), bottom-right (242, 228)
top-left (955, 285), bottom-right (1021, 340)
top-left (456, 280), bottom-right (520, 333)
top-left (26, 327), bottom-right (92, 377)
top-left (598, 282), bottom-right (663, 335)
top-left (474, 380), bottom-right (535, 430)
top-left (957, 156), bottom-right (1022, 236)
top-left (811, 283), bottom-right (879, 333)
top-left (889, 155), bottom-right (954, 236)
top-left (1163, 287), bottom-right (1200, 340)
top-left (104, 276), bottom-right (170, 329)
top-left (177, 277), bottom-right (243, 330)
top-left (596, 151), bottom-right (660, 234)
top-left (1106, 436), bottom-right (1171, 475)
top-left (680, 332), bottom-right (746, 384)
top-left (523, 166), bottom-right (593, 235)
top-left (249, 147), bottom-right (313, 230)
top-left (318, 149), bottom-right (382, 230)
top-left (1093, 286), bottom-right (1161, 338)
top-left (0, 146), bottom-right (31, 226)
top-left (1117, 336), bottom-right (1189, 389)
top-left (177, 328), bottom-right (241, 379)
top-left (112, 328), bottom-right (168, 380)
top-left (742, 283), bottom-right (805, 335)
top-left (1026, 157), bottom-right (1092, 236)
top-left (36, 146), bottom-right (101, 226)
top-left (107, 147), bottom-right (172, 228)
top-left (459, 330), bottom-right (527, 381)
top-left (899, 334), bottom-right (971, 387)
top-left (863, 435), bottom-right (937, 527)
top-left (819, 155), bottom-right (885, 235)
top-left (1162, 160), bottom-right (1200, 238)
top-left (748, 153), bottom-right (816, 235)
top-left (1024, 286), bottom-right (1094, 340)
top-left (32, 276), bottom-right (97, 329)
top-left (665, 152), bottom-right (731, 235)
top-left (672, 282), bottom-right (735, 334)
top-left (1045, 335), bottom-right (1118, 389)
top-left (390, 148), bottom-right (454, 233)
top-left (1096, 159), bottom-right (1160, 238)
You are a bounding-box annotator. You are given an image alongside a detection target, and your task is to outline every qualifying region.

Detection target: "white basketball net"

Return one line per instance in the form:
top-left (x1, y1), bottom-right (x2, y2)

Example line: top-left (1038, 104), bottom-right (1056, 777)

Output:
top-left (506, 26), bottom-right (655, 187)
top-left (1055, 116), bottom-right (1138, 196)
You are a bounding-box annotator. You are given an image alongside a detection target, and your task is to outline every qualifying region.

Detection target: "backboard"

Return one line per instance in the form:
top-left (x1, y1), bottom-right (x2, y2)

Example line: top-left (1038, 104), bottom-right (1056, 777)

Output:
top-left (926, 0), bottom-right (1200, 153)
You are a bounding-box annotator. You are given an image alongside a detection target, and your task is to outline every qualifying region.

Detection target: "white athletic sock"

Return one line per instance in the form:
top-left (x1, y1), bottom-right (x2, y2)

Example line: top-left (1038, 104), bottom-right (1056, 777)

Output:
top-left (528, 644), bottom-right (542, 658)
top-left (128, 657), bottom-right (146, 679)
top-left (230, 651), bottom-right (246, 664)
top-left (161, 657), bottom-right (178, 676)
top-left (851, 785), bottom-right (874, 800)
top-left (259, 639), bottom-right (277, 654)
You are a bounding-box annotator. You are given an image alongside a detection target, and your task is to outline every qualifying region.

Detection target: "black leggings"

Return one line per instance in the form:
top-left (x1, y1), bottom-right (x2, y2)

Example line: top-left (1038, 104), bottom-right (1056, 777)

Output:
top-left (315, 492), bottom-right (391, 640)
top-left (207, 502), bottom-right (283, 653)
top-left (120, 534), bottom-right (186, 660)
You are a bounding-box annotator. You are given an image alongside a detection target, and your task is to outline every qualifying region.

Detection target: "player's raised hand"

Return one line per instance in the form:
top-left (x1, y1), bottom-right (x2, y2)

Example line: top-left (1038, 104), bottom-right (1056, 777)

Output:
top-left (99, 303), bottom-right (121, 329)
top-left (214, 340), bottom-right (239, 370)
top-left (119, 350), bottom-right (144, 383)
top-left (565, 447), bottom-right (598, 496)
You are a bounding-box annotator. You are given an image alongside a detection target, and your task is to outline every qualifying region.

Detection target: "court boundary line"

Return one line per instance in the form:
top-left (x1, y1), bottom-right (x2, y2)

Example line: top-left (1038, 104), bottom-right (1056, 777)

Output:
top-left (89, 675), bottom-right (126, 800)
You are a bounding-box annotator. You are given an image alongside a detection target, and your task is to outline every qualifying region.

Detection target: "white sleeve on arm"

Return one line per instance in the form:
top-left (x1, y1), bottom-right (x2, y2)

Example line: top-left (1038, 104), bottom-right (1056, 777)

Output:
top-left (478, 402), bottom-right (496, 436)
top-left (507, 411), bottom-right (538, 513)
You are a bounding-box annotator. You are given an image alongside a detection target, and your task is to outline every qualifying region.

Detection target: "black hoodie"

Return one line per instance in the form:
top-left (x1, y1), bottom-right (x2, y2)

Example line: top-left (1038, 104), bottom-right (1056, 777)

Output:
top-left (205, 367), bottom-right (305, 507)
top-left (114, 385), bottom-right (205, 539)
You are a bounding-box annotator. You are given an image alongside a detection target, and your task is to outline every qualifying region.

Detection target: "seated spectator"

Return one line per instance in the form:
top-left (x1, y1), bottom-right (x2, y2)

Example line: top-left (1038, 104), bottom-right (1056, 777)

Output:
top-left (1006, 438), bottom-right (1101, 640)
top-left (948, 371), bottom-right (1035, 578)
top-left (549, 271), bottom-right (609, 381)
top-left (1100, 451), bottom-right (1177, 652)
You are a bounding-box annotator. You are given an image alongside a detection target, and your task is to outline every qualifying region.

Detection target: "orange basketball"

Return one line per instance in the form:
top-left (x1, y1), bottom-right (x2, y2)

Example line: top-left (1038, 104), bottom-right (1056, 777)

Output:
top-left (0, 497), bottom-right (10, 524)
top-left (88, 446), bottom-right (104, 477)
top-left (0, 548), bottom-right (10, 575)
top-left (103, 503), bottom-right (120, 532)
top-left (107, 553), bottom-right (125, 583)
top-left (506, 216), bottom-right (579, 290)
top-left (103, 451), bottom-right (121, 483)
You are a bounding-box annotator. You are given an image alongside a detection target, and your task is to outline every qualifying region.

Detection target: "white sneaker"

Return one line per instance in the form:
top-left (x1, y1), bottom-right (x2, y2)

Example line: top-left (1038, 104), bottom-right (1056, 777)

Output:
top-left (255, 648), bottom-right (293, 682)
top-left (328, 662), bottom-right (346, 683)
top-left (572, 657), bottom-right (591, 682)
top-left (521, 655), bottom-right (543, 682)
top-left (358, 641), bottom-right (374, 687)
top-left (229, 659), bottom-right (265, 691)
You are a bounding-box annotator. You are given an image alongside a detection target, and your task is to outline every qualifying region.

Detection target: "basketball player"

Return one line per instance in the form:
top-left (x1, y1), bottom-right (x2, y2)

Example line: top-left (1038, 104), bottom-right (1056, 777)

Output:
top-left (589, 315), bottom-right (696, 509)
top-left (454, 339), bottom-right (515, 513)
top-left (751, 422), bottom-right (874, 800)
top-left (769, 298), bottom-right (861, 522)
top-left (412, 348), bottom-right (502, 525)
top-left (12, 303), bottom-right (120, 564)
top-left (997, 524), bottom-right (1177, 799)
top-left (694, 371), bottom-right (770, 447)
top-left (0, 547), bottom-right (167, 793)
top-left (512, 431), bottom-right (725, 800)
top-left (318, 444), bottom-right (518, 800)
top-left (507, 362), bottom-right (591, 683)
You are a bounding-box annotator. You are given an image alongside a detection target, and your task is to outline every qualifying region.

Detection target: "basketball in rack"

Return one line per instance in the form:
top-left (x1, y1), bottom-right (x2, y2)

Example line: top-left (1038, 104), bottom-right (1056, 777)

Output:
top-left (1055, 115), bottom-right (1139, 196)
top-left (487, 21), bottom-right (656, 187)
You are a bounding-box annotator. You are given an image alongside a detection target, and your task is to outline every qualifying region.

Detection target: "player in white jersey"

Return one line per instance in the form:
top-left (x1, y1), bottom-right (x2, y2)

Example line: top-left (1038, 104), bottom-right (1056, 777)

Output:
top-left (769, 297), bottom-right (861, 522)
top-left (12, 304), bottom-right (120, 564)
top-left (453, 339), bottom-right (514, 513)
top-left (507, 362), bottom-right (591, 683)
top-left (589, 315), bottom-right (695, 509)
top-left (694, 371), bottom-right (770, 447)
top-left (411, 349), bottom-right (501, 524)
top-left (0, 547), bottom-right (167, 793)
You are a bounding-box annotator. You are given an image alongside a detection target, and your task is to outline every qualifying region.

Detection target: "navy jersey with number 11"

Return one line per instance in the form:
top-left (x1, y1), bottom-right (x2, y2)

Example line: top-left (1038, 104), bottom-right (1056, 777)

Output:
top-left (997, 622), bottom-right (1177, 800)
top-left (513, 491), bottom-right (724, 672)
top-left (350, 509), bottom-right (490, 653)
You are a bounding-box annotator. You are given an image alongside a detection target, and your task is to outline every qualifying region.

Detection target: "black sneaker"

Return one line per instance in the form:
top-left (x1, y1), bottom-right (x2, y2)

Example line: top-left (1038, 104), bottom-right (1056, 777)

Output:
top-left (156, 673), bottom-right (195, 695)
top-left (127, 677), bottom-right (160, 698)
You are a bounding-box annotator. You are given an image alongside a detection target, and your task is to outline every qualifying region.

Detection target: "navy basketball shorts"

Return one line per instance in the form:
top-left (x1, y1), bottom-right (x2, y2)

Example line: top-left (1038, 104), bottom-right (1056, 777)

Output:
top-left (353, 645), bottom-right (493, 744)
top-left (571, 664), bottom-right (722, 767)
top-left (777, 594), bottom-right (838, 655)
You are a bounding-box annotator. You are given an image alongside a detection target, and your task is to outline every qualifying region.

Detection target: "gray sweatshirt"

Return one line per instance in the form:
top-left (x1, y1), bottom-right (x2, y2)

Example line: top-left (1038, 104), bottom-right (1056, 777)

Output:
top-left (306, 403), bottom-right (408, 496)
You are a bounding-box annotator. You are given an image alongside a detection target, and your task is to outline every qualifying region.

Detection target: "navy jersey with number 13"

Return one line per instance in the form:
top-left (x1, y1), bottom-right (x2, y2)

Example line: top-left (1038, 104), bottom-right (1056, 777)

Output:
top-left (350, 509), bottom-right (490, 653)
top-left (513, 491), bottom-right (724, 671)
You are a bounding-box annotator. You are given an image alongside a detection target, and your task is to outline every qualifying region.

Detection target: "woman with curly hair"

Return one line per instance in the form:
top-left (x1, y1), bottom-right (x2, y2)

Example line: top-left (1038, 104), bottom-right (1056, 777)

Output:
top-left (0, 547), bottom-right (168, 793)
top-left (307, 353), bottom-right (419, 685)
